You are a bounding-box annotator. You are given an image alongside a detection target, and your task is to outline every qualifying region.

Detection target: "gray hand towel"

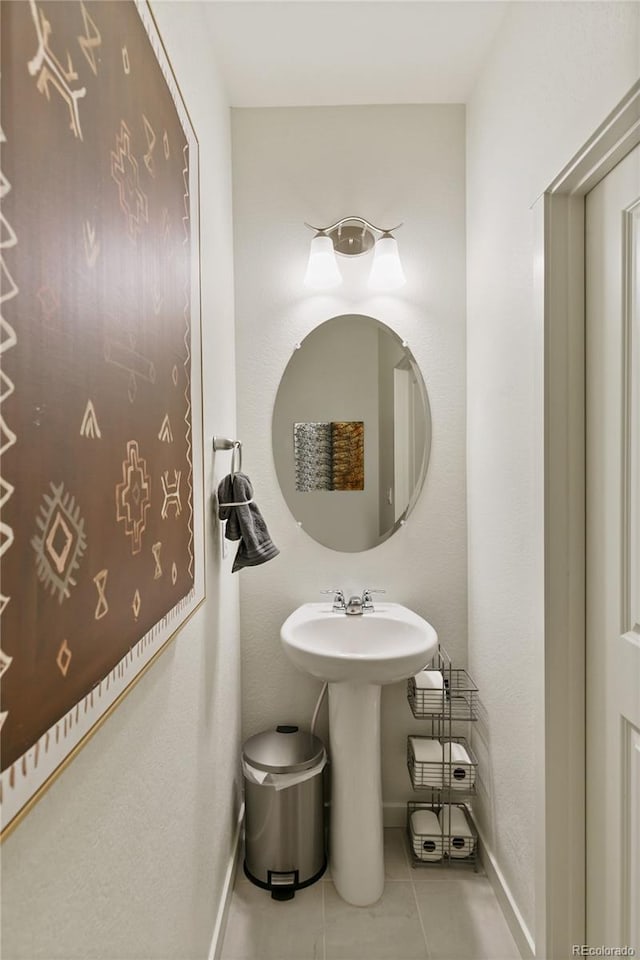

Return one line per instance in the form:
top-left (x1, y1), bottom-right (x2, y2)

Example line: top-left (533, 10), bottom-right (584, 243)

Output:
top-left (217, 472), bottom-right (280, 573)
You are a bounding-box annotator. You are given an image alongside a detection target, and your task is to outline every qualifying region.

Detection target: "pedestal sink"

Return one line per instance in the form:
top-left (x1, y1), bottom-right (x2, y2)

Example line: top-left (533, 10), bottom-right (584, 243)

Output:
top-left (280, 602), bottom-right (437, 906)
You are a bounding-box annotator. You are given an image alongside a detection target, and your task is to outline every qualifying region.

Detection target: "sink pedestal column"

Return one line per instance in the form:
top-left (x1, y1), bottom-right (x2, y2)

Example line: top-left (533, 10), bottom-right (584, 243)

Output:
top-left (328, 681), bottom-right (384, 906)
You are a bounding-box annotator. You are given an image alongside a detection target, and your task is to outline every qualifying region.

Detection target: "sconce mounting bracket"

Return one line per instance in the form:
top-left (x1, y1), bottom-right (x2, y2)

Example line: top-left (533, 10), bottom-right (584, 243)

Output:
top-left (329, 223), bottom-right (375, 257)
top-left (304, 216), bottom-right (403, 258)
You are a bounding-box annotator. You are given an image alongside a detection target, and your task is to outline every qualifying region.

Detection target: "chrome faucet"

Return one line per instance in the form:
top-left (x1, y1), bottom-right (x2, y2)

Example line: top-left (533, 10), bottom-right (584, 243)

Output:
top-left (345, 595), bottom-right (364, 615)
top-left (323, 588), bottom-right (386, 615)
top-left (320, 588), bottom-right (346, 612)
top-left (362, 589), bottom-right (385, 612)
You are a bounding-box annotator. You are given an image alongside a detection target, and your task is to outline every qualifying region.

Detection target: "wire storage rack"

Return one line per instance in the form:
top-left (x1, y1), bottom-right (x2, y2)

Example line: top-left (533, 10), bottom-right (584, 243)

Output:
top-left (405, 644), bottom-right (480, 870)
top-left (407, 735), bottom-right (478, 792)
top-left (407, 800), bottom-right (479, 868)
top-left (407, 649), bottom-right (478, 722)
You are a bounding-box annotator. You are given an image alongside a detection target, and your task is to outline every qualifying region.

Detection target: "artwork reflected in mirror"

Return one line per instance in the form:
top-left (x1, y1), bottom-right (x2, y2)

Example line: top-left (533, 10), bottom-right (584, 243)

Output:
top-left (273, 315), bottom-right (432, 552)
top-left (294, 422), bottom-right (364, 492)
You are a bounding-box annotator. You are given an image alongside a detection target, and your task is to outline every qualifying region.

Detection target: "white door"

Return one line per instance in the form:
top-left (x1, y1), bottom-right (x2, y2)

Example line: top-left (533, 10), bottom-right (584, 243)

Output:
top-left (586, 144), bottom-right (640, 951)
top-left (393, 366), bottom-right (411, 521)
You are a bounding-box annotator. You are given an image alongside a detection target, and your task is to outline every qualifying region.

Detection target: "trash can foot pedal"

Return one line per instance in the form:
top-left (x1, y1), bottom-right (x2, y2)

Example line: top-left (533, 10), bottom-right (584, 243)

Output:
top-left (244, 860), bottom-right (327, 897)
top-left (271, 887), bottom-right (295, 901)
top-left (267, 868), bottom-right (298, 899)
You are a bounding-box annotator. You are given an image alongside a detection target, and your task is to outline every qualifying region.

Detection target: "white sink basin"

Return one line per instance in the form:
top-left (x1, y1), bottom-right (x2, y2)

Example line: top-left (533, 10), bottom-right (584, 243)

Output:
top-left (280, 602), bottom-right (437, 685)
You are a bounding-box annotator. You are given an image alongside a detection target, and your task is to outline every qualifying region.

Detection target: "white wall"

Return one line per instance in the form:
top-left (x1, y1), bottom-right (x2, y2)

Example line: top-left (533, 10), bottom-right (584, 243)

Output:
top-left (466, 1), bottom-right (640, 951)
top-left (231, 105), bottom-right (467, 806)
top-left (0, 4), bottom-right (240, 958)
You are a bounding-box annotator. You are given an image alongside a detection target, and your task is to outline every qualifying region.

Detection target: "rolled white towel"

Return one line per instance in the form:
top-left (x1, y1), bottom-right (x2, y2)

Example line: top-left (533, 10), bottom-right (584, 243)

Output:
top-left (443, 741), bottom-right (476, 790)
top-left (410, 810), bottom-right (443, 862)
top-left (414, 669), bottom-right (444, 690)
top-left (409, 737), bottom-right (443, 787)
top-left (438, 805), bottom-right (476, 859)
top-left (413, 670), bottom-right (445, 714)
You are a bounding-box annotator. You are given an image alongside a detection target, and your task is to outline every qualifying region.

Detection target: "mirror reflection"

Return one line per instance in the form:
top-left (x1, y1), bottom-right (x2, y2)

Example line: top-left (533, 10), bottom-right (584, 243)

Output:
top-left (294, 421), bottom-right (364, 491)
top-left (272, 315), bottom-right (432, 552)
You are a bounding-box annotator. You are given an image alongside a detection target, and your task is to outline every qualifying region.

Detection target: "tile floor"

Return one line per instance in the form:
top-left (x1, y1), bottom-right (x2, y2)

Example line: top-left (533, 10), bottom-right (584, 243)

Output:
top-left (220, 828), bottom-right (521, 960)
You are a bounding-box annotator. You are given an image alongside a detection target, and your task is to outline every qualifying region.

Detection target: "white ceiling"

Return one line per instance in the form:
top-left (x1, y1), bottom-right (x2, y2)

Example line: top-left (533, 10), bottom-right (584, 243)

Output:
top-left (204, 2), bottom-right (511, 107)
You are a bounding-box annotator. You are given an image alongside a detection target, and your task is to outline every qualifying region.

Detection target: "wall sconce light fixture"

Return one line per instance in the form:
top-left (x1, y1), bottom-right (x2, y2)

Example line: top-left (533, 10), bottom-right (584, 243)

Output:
top-left (304, 216), bottom-right (406, 292)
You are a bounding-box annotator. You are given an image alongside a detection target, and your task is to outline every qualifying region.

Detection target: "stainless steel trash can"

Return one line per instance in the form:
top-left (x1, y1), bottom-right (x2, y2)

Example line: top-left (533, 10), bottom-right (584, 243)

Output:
top-left (243, 724), bottom-right (326, 900)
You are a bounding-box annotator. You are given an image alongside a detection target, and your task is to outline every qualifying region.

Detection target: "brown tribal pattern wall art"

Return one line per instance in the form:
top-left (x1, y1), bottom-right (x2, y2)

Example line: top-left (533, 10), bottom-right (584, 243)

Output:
top-left (0, 0), bottom-right (205, 835)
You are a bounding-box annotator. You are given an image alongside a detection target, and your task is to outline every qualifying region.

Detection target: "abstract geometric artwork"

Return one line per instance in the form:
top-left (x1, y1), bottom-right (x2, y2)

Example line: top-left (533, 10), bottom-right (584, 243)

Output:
top-left (330, 421), bottom-right (365, 491)
top-left (294, 422), bottom-right (332, 492)
top-left (294, 421), bottom-right (365, 492)
top-left (0, 0), bottom-right (204, 836)
top-left (115, 440), bottom-right (151, 555)
top-left (31, 481), bottom-right (88, 603)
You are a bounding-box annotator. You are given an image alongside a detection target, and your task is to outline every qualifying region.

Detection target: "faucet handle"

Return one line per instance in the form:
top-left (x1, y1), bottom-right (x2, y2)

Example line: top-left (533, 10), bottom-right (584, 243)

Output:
top-left (320, 588), bottom-right (346, 611)
top-left (362, 588), bottom-right (385, 610)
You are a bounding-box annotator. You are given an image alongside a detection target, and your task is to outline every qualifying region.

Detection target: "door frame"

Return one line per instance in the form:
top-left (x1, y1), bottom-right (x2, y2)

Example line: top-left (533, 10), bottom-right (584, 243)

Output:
top-left (534, 80), bottom-right (640, 959)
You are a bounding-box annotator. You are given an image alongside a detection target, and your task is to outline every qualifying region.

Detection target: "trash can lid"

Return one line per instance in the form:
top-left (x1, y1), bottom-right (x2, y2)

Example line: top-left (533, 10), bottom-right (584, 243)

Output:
top-left (242, 725), bottom-right (325, 774)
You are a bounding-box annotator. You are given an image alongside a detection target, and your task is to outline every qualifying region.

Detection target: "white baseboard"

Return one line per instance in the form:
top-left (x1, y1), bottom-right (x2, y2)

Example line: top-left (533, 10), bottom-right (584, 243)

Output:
top-left (475, 822), bottom-right (535, 960)
top-left (208, 802), bottom-right (244, 960)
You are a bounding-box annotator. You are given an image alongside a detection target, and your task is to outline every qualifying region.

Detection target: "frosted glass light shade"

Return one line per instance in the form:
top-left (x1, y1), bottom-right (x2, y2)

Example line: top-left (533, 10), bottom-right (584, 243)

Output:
top-left (369, 235), bottom-right (406, 291)
top-left (304, 235), bottom-right (342, 289)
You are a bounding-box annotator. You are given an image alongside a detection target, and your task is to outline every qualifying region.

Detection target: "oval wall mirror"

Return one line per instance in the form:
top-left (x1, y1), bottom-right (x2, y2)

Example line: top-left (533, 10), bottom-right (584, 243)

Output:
top-left (272, 315), bottom-right (432, 552)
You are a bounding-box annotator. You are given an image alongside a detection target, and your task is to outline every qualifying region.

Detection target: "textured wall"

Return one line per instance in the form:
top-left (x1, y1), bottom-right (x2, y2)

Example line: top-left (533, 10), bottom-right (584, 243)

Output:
top-left (231, 104), bottom-right (467, 806)
top-left (1, 4), bottom-right (240, 958)
top-left (466, 1), bottom-right (640, 946)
